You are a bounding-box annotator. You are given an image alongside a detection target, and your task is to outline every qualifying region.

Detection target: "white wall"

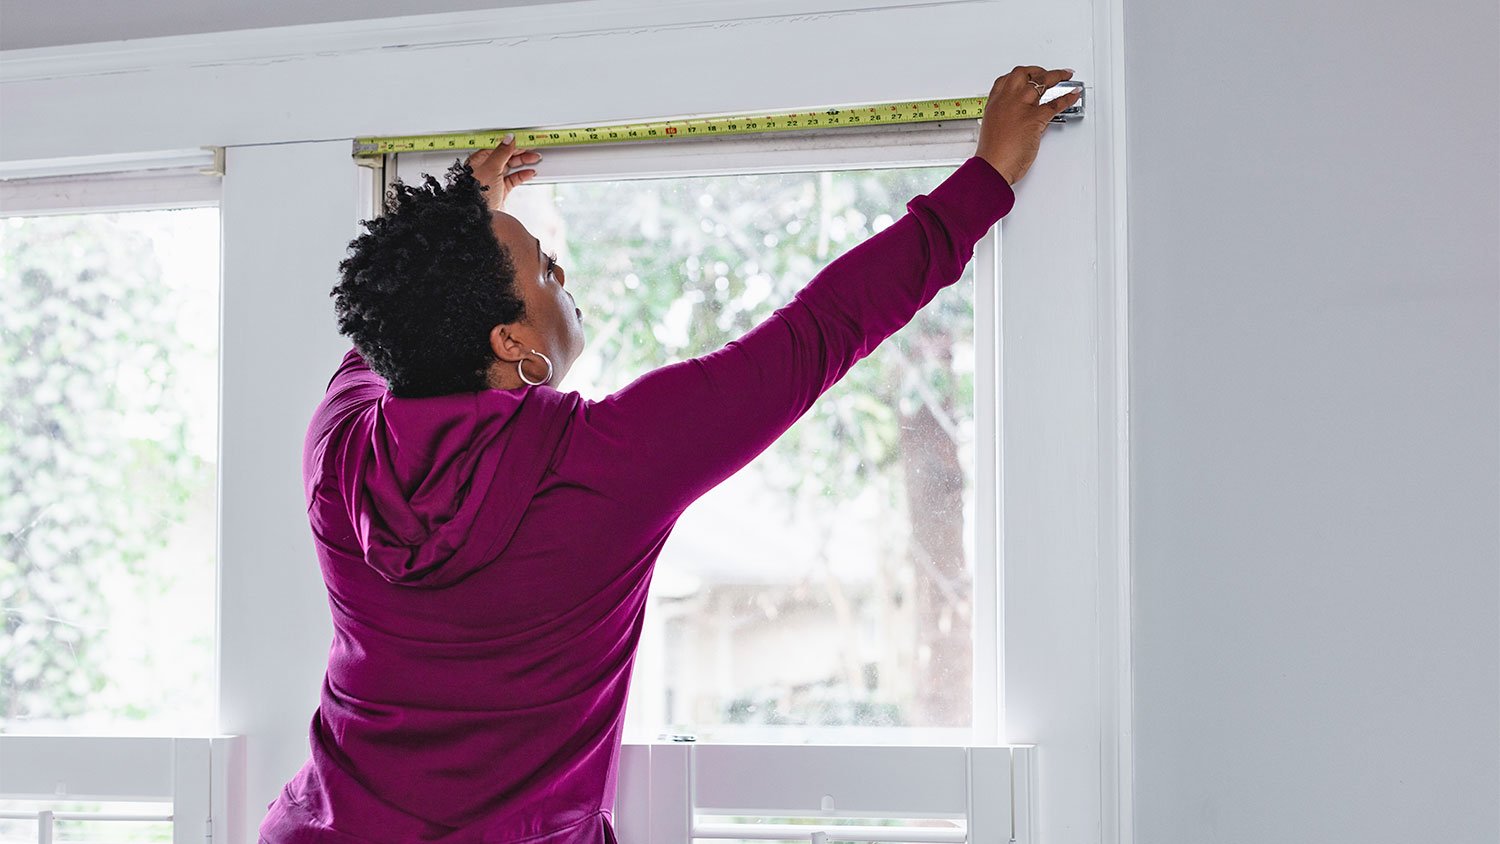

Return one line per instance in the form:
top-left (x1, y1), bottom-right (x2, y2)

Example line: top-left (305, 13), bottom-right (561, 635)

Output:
top-left (217, 140), bottom-right (367, 840)
top-left (1123, 0), bottom-right (1499, 841)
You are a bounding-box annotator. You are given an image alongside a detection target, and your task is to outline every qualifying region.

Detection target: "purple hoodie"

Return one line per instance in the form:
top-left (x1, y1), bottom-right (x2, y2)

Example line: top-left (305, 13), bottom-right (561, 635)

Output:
top-left (258, 156), bottom-right (1014, 843)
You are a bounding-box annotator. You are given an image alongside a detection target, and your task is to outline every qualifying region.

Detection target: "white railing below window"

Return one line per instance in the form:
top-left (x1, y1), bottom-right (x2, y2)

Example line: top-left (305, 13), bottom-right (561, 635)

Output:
top-left (1, 736), bottom-right (1029, 843)
top-left (0, 734), bottom-right (245, 844)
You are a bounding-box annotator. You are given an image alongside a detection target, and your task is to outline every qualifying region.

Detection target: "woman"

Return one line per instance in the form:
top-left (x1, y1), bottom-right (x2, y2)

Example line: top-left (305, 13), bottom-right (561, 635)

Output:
top-left (259, 66), bottom-right (1079, 844)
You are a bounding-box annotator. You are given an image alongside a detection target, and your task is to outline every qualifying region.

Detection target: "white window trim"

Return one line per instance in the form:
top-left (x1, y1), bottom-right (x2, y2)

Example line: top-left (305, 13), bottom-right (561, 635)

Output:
top-left (0, 162), bottom-right (220, 216)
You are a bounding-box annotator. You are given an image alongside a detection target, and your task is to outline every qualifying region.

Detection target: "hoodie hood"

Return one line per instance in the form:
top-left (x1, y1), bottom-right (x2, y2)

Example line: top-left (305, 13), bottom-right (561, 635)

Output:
top-left (333, 386), bottom-right (577, 589)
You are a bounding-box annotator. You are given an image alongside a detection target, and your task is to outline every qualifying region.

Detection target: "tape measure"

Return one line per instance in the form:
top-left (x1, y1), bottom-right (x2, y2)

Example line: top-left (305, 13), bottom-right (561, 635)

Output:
top-left (352, 83), bottom-right (1083, 158)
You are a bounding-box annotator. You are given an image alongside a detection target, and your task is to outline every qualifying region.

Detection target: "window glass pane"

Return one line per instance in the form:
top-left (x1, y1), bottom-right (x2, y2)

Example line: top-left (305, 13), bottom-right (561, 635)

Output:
top-left (507, 167), bottom-right (975, 741)
top-left (0, 208), bottom-right (218, 734)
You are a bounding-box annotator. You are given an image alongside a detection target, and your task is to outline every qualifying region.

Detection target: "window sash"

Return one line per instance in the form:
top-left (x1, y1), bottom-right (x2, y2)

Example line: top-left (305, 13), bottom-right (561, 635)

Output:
top-left (0, 164), bottom-right (220, 217)
top-left (612, 742), bottom-right (1035, 841)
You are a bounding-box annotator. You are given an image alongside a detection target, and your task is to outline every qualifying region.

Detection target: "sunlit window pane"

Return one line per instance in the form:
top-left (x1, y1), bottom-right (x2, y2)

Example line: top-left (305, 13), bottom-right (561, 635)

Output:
top-left (507, 167), bottom-right (975, 741)
top-left (0, 208), bottom-right (218, 734)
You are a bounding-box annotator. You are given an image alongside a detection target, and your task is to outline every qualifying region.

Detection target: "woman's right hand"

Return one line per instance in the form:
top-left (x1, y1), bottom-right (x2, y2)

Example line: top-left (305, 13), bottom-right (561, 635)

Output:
top-left (975, 66), bottom-right (1081, 186)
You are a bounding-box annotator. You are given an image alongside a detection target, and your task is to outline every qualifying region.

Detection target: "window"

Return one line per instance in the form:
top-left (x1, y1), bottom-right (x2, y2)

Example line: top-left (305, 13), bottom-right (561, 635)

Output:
top-left (0, 166), bottom-right (221, 736)
top-left (393, 124), bottom-right (1001, 745)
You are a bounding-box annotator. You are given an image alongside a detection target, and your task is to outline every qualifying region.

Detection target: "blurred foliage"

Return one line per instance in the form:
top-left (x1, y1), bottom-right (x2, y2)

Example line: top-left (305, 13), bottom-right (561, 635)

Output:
top-left (725, 685), bottom-right (904, 728)
top-left (0, 215), bottom-right (205, 723)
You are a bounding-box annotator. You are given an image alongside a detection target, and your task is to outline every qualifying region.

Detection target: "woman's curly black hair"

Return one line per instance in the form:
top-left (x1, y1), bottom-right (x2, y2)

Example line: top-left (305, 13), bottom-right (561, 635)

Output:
top-left (332, 159), bottom-right (524, 397)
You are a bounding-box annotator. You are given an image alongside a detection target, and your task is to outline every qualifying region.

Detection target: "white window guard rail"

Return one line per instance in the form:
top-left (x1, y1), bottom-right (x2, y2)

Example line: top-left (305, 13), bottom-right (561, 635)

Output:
top-left (613, 742), bottom-right (1035, 843)
top-left (1, 736), bottom-right (1032, 843)
top-left (0, 734), bottom-right (245, 844)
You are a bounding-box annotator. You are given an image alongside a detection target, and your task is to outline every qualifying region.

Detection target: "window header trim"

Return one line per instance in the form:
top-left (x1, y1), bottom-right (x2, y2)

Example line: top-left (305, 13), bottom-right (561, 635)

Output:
top-left (0, 165), bottom-right (220, 217)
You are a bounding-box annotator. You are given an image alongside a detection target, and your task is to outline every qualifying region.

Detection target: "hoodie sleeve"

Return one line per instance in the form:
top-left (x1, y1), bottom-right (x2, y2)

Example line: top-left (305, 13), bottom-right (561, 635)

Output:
top-left (327, 346), bottom-right (385, 399)
top-left (302, 346), bottom-right (387, 505)
top-left (563, 155), bottom-right (1014, 519)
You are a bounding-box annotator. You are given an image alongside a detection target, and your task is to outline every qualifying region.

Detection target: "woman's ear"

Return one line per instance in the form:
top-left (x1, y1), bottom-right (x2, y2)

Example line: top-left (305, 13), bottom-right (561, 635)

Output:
top-left (489, 324), bottom-right (528, 364)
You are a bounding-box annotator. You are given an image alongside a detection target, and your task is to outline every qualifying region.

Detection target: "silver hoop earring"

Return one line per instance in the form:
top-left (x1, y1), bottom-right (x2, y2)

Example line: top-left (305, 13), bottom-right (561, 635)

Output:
top-left (517, 349), bottom-right (553, 386)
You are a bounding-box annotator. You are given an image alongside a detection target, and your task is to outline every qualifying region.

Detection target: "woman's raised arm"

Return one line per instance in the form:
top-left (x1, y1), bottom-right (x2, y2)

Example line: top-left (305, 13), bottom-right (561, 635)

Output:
top-left (555, 154), bottom-right (1016, 518)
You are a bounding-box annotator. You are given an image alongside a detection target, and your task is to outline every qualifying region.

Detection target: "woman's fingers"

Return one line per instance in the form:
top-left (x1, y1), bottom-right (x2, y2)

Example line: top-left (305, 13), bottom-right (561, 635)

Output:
top-left (1050, 88), bottom-right (1083, 115)
top-left (999, 65), bottom-right (1075, 97)
top-left (1035, 68), bottom-right (1075, 92)
top-left (492, 145), bottom-right (541, 167)
top-left (468, 145), bottom-right (541, 180)
top-left (462, 135), bottom-right (541, 211)
top-left (470, 135), bottom-right (520, 161)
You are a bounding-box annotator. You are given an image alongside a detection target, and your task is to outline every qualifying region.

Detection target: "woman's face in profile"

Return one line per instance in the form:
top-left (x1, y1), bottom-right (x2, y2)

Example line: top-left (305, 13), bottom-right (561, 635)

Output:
top-left (489, 211), bottom-right (585, 385)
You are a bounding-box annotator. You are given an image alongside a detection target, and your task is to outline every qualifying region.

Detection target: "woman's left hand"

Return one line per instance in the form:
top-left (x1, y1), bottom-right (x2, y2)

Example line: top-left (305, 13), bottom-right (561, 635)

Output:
top-left (465, 133), bottom-right (542, 212)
